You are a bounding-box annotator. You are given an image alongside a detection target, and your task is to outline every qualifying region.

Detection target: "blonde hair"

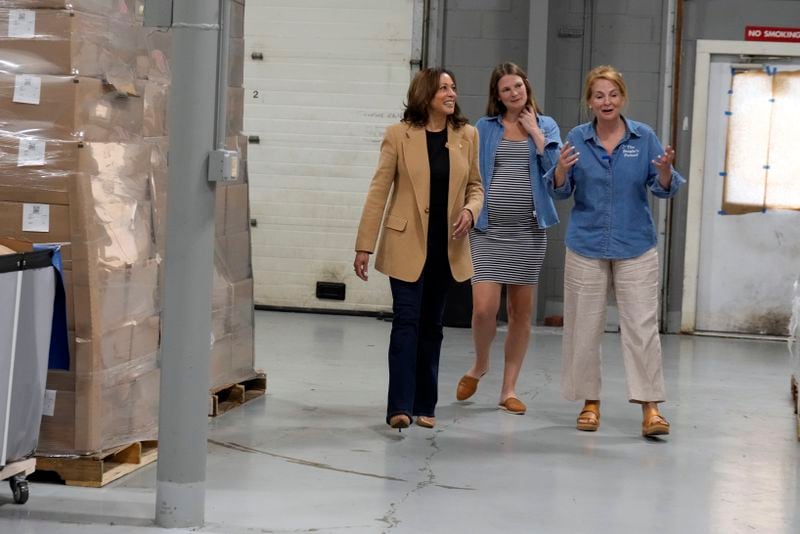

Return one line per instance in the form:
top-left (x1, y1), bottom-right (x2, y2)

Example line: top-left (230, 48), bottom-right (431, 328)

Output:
top-left (583, 65), bottom-right (628, 106)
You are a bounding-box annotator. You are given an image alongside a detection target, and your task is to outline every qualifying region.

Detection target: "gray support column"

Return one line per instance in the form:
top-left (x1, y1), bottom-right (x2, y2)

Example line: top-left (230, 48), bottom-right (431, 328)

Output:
top-left (155, 0), bottom-right (220, 528)
top-left (528, 0), bottom-right (549, 105)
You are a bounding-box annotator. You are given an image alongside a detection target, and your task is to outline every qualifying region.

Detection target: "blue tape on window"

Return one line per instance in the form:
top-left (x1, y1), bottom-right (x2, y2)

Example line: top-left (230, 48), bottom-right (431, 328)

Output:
top-left (724, 111), bottom-right (732, 116)
top-left (763, 165), bottom-right (770, 169)
top-left (718, 210), bottom-right (728, 215)
top-left (719, 172), bottom-right (727, 176)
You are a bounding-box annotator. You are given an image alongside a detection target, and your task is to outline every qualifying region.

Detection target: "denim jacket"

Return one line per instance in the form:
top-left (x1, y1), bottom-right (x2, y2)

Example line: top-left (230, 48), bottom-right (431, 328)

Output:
top-left (474, 114), bottom-right (561, 231)
top-left (545, 117), bottom-right (686, 259)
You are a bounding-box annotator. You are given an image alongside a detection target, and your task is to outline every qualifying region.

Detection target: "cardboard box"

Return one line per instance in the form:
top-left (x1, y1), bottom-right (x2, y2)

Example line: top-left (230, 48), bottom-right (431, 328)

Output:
top-left (0, 74), bottom-right (144, 142)
top-left (215, 231), bottom-right (251, 283)
top-left (209, 333), bottom-right (232, 385)
top-left (227, 86), bottom-right (244, 137)
top-left (0, 137), bottom-right (152, 205)
top-left (223, 183), bottom-right (249, 235)
top-left (230, 278), bottom-right (254, 333)
top-left (142, 80), bottom-right (168, 137)
top-left (228, 37), bottom-right (244, 88)
top-left (74, 314), bottom-right (160, 372)
top-left (230, 326), bottom-right (255, 382)
top-left (0, 199), bottom-right (71, 241)
top-left (38, 352), bottom-right (160, 454)
top-left (71, 259), bottom-right (159, 340)
top-left (0, 10), bottom-right (139, 89)
top-left (2, 1), bottom-right (140, 19)
top-left (138, 27), bottom-right (170, 82)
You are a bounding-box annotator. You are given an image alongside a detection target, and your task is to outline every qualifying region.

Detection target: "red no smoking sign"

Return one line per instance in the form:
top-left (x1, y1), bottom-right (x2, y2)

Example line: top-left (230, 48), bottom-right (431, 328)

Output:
top-left (745, 26), bottom-right (800, 43)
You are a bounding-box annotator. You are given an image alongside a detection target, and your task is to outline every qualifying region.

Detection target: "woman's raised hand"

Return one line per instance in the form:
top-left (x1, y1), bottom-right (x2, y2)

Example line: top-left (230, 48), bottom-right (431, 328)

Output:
top-left (554, 142), bottom-right (579, 186)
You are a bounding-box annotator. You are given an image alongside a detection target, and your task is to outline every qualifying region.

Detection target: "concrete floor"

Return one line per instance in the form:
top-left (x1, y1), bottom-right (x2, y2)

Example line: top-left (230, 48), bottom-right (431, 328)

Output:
top-left (0, 310), bottom-right (798, 533)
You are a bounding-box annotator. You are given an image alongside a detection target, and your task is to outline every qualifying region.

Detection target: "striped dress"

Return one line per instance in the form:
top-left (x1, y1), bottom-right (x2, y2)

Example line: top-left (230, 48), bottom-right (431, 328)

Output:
top-left (470, 138), bottom-right (547, 285)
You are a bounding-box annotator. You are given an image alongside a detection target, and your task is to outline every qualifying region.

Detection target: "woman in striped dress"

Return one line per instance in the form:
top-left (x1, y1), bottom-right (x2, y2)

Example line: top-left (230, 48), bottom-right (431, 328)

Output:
top-left (456, 63), bottom-right (561, 414)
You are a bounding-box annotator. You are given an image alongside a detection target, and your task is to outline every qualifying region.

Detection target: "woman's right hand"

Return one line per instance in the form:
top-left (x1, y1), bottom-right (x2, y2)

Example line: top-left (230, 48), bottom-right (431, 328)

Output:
top-left (354, 251), bottom-right (370, 281)
top-left (554, 142), bottom-right (579, 187)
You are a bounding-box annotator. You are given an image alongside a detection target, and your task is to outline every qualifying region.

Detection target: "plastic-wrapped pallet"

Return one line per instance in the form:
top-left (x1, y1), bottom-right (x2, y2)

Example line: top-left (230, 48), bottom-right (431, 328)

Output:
top-left (145, 0), bottom-right (257, 392)
top-left (0, 2), bottom-right (163, 455)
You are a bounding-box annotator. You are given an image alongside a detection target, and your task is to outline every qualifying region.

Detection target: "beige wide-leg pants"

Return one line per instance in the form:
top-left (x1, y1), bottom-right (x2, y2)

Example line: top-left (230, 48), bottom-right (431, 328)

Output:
top-left (560, 247), bottom-right (666, 403)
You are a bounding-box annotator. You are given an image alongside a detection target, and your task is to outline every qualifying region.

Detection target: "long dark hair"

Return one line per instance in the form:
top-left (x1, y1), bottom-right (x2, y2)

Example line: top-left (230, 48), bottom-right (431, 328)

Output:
top-left (402, 68), bottom-right (468, 129)
top-left (485, 62), bottom-right (542, 117)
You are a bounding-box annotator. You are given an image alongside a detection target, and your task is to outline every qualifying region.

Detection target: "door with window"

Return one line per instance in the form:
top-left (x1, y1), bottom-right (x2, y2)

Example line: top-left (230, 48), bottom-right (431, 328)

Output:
top-left (682, 41), bottom-right (800, 336)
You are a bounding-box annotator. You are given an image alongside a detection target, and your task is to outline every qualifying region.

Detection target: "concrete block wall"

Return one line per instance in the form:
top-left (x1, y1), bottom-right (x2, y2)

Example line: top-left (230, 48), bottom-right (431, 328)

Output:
top-left (443, 0), bottom-right (531, 122)
top-left (539, 0), bottom-right (665, 323)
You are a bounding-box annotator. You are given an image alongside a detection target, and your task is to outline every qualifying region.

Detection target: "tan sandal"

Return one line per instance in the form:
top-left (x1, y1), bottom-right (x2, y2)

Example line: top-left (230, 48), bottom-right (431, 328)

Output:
top-left (642, 413), bottom-right (670, 437)
top-left (576, 406), bottom-right (600, 432)
top-left (498, 397), bottom-right (526, 415)
top-left (456, 372), bottom-right (485, 401)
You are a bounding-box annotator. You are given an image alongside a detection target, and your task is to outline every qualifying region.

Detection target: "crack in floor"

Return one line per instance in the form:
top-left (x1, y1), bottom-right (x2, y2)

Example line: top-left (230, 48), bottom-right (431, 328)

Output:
top-left (379, 430), bottom-right (448, 532)
top-left (208, 439), bottom-right (406, 482)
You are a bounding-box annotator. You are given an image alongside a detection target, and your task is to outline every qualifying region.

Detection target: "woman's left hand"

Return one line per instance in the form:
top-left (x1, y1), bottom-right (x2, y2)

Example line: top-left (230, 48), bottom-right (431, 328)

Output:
top-left (519, 107), bottom-right (541, 137)
top-left (451, 209), bottom-right (473, 240)
top-left (653, 145), bottom-right (676, 188)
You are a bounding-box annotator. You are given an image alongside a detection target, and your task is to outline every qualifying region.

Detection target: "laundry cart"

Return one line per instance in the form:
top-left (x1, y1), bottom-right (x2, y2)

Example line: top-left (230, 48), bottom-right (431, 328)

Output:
top-left (0, 245), bottom-right (56, 504)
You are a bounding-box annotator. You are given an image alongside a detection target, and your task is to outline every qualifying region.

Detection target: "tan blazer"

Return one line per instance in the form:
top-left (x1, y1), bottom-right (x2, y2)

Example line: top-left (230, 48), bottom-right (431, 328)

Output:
top-left (355, 122), bottom-right (484, 283)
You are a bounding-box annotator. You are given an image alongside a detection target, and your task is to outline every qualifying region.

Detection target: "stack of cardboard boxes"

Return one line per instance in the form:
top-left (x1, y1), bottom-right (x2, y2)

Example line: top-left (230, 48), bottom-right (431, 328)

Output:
top-left (0, 0), bottom-right (255, 456)
top-left (209, 0), bottom-right (255, 390)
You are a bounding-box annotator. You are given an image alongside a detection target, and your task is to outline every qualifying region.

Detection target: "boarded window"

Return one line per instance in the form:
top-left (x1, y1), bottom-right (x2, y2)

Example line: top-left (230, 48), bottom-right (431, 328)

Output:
top-left (723, 70), bottom-right (800, 214)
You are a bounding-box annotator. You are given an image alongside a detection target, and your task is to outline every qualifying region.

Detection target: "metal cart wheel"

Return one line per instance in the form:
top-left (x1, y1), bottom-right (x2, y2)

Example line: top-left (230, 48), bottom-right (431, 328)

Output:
top-left (9, 475), bottom-right (29, 505)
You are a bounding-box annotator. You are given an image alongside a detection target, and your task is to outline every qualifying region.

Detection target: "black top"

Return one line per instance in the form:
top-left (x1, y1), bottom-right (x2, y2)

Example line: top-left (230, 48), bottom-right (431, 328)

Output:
top-left (426, 129), bottom-right (449, 266)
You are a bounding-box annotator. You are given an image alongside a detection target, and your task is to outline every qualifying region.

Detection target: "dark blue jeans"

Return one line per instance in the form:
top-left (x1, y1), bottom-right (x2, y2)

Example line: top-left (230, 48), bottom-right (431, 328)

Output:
top-left (386, 258), bottom-right (453, 423)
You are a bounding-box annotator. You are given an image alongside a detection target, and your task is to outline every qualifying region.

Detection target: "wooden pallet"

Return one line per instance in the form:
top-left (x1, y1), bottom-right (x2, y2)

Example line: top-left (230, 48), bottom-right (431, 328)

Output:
top-left (209, 372), bottom-right (267, 416)
top-left (0, 458), bottom-right (35, 482)
top-left (35, 440), bottom-right (158, 488)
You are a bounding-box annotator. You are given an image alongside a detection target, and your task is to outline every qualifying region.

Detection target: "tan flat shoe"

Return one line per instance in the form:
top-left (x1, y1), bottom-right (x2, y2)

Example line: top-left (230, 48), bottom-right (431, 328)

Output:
top-left (642, 413), bottom-right (670, 437)
top-left (577, 406), bottom-right (600, 432)
top-left (416, 416), bottom-right (436, 429)
top-left (498, 397), bottom-right (526, 415)
top-left (456, 373), bottom-right (484, 401)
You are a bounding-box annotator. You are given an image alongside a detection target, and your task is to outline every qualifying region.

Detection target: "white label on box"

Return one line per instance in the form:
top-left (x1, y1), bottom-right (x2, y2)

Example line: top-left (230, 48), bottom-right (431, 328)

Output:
top-left (8, 9), bottom-right (36, 38)
top-left (17, 138), bottom-right (46, 166)
top-left (43, 390), bottom-right (56, 417)
top-left (22, 203), bottom-right (50, 233)
top-left (93, 102), bottom-right (111, 120)
top-left (13, 74), bottom-right (42, 105)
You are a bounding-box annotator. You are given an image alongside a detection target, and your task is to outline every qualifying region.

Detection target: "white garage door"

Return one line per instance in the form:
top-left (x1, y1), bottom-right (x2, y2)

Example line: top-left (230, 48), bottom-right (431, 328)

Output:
top-left (244, 0), bottom-right (420, 311)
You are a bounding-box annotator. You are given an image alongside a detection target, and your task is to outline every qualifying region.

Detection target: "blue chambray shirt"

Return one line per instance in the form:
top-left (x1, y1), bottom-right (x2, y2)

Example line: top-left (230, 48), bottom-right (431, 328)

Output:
top-left (545, 117), bottom-right (685, 259)
top-left (474, 114), bottom-right (561, 231)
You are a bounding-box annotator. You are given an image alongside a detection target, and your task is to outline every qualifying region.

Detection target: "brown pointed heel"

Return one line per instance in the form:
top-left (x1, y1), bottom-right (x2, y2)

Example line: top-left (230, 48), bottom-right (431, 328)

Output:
top-left (389, 414), bottom-right (411, 432)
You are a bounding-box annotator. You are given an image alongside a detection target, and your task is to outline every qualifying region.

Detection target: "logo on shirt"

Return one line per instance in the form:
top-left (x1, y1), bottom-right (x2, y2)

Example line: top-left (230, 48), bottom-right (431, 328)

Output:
top-left (621, 144), bottom-right (640, 158)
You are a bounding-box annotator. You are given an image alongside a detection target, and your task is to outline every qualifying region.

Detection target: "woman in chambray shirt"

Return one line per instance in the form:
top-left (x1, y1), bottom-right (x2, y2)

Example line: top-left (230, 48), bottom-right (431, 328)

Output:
top-left (548, 65), bottom-right (685, 438)
top-left (455, 63), bottom-right (560, 416)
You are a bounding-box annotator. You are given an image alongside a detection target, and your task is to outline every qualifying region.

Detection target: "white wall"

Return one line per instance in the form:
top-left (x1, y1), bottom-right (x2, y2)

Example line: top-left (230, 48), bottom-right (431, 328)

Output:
top-left (244, 0), bottom-right (417, 311)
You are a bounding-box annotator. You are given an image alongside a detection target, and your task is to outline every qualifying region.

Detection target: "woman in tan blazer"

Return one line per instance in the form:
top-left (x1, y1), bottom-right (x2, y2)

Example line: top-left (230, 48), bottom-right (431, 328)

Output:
top-left (354, 68), bottom-right (483, 430)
